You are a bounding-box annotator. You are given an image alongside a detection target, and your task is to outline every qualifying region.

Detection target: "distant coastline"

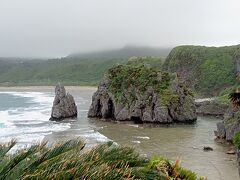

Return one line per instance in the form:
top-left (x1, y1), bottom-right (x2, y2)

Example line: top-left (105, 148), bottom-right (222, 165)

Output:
top-left (0, 86), bottom-right (97, 92)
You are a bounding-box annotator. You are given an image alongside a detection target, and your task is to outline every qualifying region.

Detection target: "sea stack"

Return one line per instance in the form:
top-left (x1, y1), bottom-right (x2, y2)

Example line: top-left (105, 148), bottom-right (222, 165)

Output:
top-left (50, 83), bottom-right (77, 121)
top-left (88, 64), bottom-right (197, 123)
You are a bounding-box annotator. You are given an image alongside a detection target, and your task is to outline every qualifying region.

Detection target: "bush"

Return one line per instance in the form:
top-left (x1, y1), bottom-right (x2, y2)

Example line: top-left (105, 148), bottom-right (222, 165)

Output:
top-left (0, 139), bottom-right (205, 180)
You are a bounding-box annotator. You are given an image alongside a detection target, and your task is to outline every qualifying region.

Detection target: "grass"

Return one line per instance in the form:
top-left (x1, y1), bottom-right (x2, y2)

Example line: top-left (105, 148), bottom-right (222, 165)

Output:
top-left (0, 139), bottom-right (205, 180)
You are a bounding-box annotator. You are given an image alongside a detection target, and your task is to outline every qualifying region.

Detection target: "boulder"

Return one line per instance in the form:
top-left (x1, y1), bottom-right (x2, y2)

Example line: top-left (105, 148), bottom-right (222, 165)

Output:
top-left (195, 100), bottom-right (228, 117)
top-left (203, 146), bottom-right (213, 151)
top-left (50, 84), bottom-right (77, 121)
top-left (88, 64), bottom-right (197, 123)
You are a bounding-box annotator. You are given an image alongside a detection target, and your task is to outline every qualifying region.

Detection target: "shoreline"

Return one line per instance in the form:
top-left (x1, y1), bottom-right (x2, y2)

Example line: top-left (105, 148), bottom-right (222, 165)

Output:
top-left (0, 86), bottom-right (97, 91)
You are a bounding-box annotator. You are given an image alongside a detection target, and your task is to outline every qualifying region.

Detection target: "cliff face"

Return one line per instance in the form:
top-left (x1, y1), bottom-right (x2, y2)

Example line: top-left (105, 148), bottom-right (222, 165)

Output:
top-left (163, 45), bottom-right (240, 95)
top-left (88, 65), bottom-right (197, 123)
top-left (215, 106), bottom-right (240, 141)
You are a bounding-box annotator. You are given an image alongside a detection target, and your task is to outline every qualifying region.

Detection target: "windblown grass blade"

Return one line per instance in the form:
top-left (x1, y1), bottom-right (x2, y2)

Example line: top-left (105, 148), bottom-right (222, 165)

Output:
top-left (0, 139), bottom-right (205, 180)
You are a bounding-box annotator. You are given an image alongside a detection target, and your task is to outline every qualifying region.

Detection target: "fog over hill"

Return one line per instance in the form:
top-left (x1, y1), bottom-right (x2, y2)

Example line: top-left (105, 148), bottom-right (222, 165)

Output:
top-left (0, 46), bottom-right (168, 87)
top-left (68, 46), bottom-right (171, 59)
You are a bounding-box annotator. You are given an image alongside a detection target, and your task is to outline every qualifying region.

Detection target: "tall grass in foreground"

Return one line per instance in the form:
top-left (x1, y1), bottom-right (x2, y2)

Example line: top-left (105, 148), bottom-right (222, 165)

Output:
top-left (0, 139), bottom-right (205, 180)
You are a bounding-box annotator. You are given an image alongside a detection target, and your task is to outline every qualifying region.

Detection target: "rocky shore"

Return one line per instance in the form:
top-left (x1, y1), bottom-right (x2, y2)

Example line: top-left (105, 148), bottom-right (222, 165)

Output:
top-left (195, 99), bottom-right (228, 117)
top-left (88, 64), bottom-right (197, 123)
top-left (214, 106), bottom-right (240, 141)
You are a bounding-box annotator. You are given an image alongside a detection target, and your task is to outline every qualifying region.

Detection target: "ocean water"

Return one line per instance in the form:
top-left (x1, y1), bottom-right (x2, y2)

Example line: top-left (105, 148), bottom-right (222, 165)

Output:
top-left (0, 89), bottom-right (108, 151)
top-left (0, 88), bottom-right (239, 179)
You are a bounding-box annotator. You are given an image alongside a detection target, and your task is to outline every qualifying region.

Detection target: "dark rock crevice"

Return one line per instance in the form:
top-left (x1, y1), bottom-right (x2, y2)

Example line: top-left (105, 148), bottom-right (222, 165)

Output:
top-left (107, 99), bottom-right (115, 119)
top-left (130, 116), bottom-right (143, 124)
top-left (96, 99), bottom-right (102, 118)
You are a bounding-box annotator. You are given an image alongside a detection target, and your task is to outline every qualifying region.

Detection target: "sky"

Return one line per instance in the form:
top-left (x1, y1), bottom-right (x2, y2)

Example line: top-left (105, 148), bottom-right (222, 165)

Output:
top-left (0, 0), bottom-right (239, 58)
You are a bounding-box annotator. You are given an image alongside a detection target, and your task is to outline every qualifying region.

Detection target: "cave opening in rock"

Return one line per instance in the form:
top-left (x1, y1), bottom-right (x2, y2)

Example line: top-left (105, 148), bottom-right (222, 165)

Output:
top-left (96, 99), bottom-right (102, 118)
top-left (107, 99), bottom-right (115, 118)
top-left (151, 103), bottom-right (155, 118)
top-left (131, 116), bottom-right (143, 124)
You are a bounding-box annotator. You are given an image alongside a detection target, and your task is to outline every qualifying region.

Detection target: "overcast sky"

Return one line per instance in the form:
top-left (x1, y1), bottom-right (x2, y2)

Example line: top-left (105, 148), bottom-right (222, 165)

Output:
top-left (0, 0), bottom-right (239, 58)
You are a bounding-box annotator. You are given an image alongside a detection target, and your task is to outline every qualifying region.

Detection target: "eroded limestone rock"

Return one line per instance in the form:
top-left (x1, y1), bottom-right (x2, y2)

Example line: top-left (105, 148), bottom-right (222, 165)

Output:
top-left (88, 65), bottom-right (197, 123)
top-left (50, 84), bottom-right (77, 121)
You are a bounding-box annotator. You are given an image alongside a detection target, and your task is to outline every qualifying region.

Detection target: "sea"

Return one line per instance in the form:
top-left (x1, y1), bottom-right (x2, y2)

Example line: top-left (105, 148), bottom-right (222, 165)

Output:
top-left (0, 87), bottom-right (239, 179)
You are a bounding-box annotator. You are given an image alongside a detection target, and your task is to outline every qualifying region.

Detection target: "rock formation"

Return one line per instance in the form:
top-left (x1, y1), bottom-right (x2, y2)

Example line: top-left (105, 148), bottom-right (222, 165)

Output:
top-left (50, 84), bottom-right (77, 121)
top-left (195, 100), bottom-right (228, 117)
top-left (214, 106), bottom-right (240, 141)
top-left (88, 64), bottom-right (197, 123)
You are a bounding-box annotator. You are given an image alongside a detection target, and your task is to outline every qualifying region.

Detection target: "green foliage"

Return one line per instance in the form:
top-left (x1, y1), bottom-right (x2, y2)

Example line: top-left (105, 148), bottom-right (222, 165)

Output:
top-left (198, 57), bottom-right (235, 94)
top-left (163, 45), bottom-right (240, 95)
top-left (127, 56), bottom-right (164, 69)
top-left (216, 85), bottom-right (240, 105)
top-left (233, 131), bottom-right (240, 149)
top-left (0, 58), bottom-right (128, 86)
top-left (0, 140), bottom-right (204, 180)
top-left (107, 64), bottom-right (177, 105)
top-left (0, 56), bottom-right (164, 87)
top-left (133, 156), bottom-right (203, 180)
top-left (216, 94), bottom-right (230, 105)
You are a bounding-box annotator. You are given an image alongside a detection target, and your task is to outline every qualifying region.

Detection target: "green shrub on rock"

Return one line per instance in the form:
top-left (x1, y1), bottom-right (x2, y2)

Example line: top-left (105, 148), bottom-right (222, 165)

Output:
top-left (234, 131), bottom-right (240, 150)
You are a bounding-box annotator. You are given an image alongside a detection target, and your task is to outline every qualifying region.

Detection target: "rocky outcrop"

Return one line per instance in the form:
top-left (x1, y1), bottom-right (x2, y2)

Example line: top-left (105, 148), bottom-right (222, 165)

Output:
top-left (88, 65), bottom-right (197, 123)
top-left (237, 150), bottom-right (240, 176)
top-left (195, 100), bottom-right (228, 117)
top-left (50, 84), bottom-right (77, 121)
top-left (214, 106), bottom-right (240, 141)
top-left (163, 45), bottom-right (240, 96)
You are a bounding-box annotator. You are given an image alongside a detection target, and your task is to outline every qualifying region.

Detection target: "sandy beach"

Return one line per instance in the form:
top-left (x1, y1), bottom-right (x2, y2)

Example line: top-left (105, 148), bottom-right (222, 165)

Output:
top-left (0, 86), bottom-right (97, 92)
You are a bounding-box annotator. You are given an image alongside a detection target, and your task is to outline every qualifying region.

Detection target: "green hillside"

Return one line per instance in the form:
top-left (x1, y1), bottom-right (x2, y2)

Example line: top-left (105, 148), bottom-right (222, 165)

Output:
top-left (163, 45), bottom-right (240, 96)
top-left (2, 44), bottom-right (240, 97)
top-left (0, 56), bottom-right (164, 86)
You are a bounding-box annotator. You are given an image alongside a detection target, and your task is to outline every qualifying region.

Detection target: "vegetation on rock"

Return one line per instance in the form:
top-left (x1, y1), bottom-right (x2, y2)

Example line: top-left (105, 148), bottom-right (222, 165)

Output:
top-left (234, 131), bottom-right (240, 150)
top-left (163, 45), bottom-right (240, 95)
top-left (107, 64), bottom-right (178, 105)
top-left (0, 139), bottom-right (205, 180)
top-left (88, 63), bottom-right (196, 123)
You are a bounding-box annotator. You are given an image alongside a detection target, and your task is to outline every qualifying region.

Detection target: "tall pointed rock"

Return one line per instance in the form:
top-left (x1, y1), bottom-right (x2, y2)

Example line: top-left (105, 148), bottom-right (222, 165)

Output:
top-left (50, 83), bottom-right (77, 121)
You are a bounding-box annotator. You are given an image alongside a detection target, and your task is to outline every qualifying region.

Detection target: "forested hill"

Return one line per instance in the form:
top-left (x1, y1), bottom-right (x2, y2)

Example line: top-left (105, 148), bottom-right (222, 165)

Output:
top-left (2, 44), bottom-right (240, 98)
top-left (0, 47), bottom-right (167, 86)
top-left (163, 45), bottom-right (240, 96)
